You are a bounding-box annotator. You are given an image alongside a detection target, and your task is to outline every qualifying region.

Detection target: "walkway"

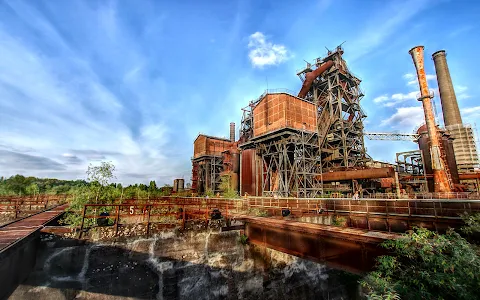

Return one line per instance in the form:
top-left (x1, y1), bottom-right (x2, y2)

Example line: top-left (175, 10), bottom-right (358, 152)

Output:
top-left (0, 204), bottom-right (69, 251)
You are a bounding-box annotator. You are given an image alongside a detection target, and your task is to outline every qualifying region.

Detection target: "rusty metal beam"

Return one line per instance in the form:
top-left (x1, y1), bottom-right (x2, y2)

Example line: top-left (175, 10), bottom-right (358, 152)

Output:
top-left (459, 173), bottom-right (480, 180)
top-left (316, 167), bottom-right (395, 181)
top-left (297, 60), bottom-right (334, 98)
top-left (244, 216), bottom-right (396, 273)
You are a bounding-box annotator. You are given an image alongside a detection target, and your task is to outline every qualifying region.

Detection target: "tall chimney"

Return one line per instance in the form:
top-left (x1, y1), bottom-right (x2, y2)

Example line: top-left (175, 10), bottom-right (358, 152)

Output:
top-left (230, 122), bottom-right (235, 142)
top-left (432, 50), bottom-right (463, 127)
top-left (409, 46), bottom-right (451, 192)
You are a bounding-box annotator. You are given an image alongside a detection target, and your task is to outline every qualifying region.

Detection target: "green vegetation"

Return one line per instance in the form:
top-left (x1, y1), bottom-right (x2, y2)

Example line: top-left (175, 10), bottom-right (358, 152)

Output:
top-left (219, 173), bottom-right (239, 198)
top-left (361, 226), bottom-right (480, 300)
top-left (0, 174), bottom-right (88, 196)
top-left (247, 208), bottom-right (268, 217)
top-left (460, 212), bottom-right (480, 236)
top-left (331, 215), bottom-right (346, 226)
top-left (1, 162), bottom-right (177, 227)
top-left (238, 234), bottom-right (249, 245)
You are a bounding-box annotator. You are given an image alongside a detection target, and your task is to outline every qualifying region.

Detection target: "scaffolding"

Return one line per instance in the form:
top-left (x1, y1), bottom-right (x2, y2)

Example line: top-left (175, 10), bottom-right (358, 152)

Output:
top-left (243, 127), bottom-right (322, 198)
top-left (395, 150), bottom-right (428, 192)
top-left (297, 45), bottom-right (370, 171)
top-left (446, 123), bottom-right (479, 173)
top-left (192, 134), bottom-right (231, 194)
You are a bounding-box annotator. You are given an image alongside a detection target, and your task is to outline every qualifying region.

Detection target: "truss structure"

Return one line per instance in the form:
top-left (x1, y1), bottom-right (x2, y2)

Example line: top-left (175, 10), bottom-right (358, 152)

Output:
top-left (251, 128), bottom-right (322, 198)
top-left (396, 150), bottom-right (426, 176)
top-left (192, 156), bottom-right (223, 194)
top-left (364, 132), bottom-right (419, 141)
top-left (297, 45), bottom-right (370, 171)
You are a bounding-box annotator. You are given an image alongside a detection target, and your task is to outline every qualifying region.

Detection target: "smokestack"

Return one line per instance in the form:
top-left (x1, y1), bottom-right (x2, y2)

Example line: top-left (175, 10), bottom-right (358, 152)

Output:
top-left (230, 122), bottom-right (235, 142)
top-left (409, 46), bottom-right (451, 192)
top-left (432, 50), bottom-right (463, 127)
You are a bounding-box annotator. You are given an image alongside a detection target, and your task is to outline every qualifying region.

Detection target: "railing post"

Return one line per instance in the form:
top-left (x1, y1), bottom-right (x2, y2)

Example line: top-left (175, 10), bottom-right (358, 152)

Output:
top-left (114, 205), bottom-right (120, 236)
top-left (78, 205), bottom-right (87, 239)
top-left (146, 205), bottom-right (151, 237)
top-left (205, 200), bottom-right (209, 227)
top-left (348, 199), bottom-right (352, 227)
top-left (366, 200), bottom-right (370, 230)
top-left (182, 204), bottom-right (186, 230)
top-left (387, 200), bottom-right (391, 232)
top-left (14, 201), bottom-right (18, 219)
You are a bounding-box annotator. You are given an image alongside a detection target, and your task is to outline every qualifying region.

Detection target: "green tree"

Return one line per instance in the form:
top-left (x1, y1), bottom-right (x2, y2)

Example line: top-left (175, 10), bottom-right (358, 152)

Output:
top-left (361, 227), bottom-right (480, 300)
top-left (86, 161), bottom-right (116, 204)
top-left (219, 173), bottom-right (238, 198)
top-left (25, 183), bottom-right (40, 196)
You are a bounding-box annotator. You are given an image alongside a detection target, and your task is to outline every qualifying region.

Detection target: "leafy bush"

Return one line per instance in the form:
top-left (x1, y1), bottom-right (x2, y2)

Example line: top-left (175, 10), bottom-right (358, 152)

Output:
top-left (247, 208), bottom-right (268, 217)
top-left (460, 212), bottom-right (480, 235)
top-left (361, 227), bottom-right (480, 300)
top-left (332, 215), bottom-right (346, 226)
top-left (239, 234), bottom-right (249, 245)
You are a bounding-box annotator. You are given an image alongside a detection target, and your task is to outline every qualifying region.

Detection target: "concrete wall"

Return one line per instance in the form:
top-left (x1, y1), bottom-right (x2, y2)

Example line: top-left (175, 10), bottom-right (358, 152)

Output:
top-left (0, 232), bottom-right (39, 300)
top-left (10, 229), bottom-right (359, 299)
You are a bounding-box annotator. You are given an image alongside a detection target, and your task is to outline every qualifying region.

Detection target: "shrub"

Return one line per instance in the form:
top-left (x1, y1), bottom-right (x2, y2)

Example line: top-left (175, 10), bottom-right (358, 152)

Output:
top-left (361, 227), bottom-right (480, 300)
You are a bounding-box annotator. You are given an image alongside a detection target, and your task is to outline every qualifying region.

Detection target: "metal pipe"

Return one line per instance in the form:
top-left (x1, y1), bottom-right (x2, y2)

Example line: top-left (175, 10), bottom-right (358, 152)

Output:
top-left (458, 173), bottom-right (480, 180)
top-left (409, 46), bottom-right (451, 192)
top-left (432, 50), bottom-right (463, 127)
top-left (316, 167), bottom-right (395, 181)
top-left (298, 60), bottom-right (334, 98)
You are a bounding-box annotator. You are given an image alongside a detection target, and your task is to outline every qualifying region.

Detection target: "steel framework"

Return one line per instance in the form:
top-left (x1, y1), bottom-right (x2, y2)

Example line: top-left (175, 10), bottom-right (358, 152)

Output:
top-left (192, 156), bottom-right (223, 194)
top-left (238, 46), bottom-right (372, 197)
top-left (365, 132), bottom-right (419, 141)
top-left (297, 45), bottom-right (370, 171)
top-left (246, 128), bottom-right (323, 198)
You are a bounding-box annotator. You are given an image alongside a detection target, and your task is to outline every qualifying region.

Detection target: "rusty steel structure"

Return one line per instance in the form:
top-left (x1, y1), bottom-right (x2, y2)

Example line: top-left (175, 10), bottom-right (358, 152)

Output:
top-left (298, 45), bottom-right (370, 171)
top-left (364, 132), bottom-right (419, 141)
top-left (191, 45), bottom-right (479, 197)
top-left (409, 46), bottom-right (452, 193)
top-left (191, 134), bottom-right (232, 194)
top-left (239, 91), bottom-right (324, 197)
top-left (235, 45), bottom-right (372, 197)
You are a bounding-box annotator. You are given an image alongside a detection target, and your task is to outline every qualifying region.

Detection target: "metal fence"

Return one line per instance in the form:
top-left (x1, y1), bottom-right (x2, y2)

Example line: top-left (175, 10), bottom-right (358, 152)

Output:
top-left (0, 194), bottom-right (68, 220)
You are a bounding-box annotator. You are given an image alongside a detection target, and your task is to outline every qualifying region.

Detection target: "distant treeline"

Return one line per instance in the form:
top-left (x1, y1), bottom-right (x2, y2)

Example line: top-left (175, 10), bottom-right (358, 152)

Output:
top-left (0, 174), bottom-right (175, 198)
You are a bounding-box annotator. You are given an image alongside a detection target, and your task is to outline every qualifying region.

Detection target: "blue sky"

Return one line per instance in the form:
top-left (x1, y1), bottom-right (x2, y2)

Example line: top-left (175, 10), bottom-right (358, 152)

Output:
top-left (0, 0), bottom-right (479, 185)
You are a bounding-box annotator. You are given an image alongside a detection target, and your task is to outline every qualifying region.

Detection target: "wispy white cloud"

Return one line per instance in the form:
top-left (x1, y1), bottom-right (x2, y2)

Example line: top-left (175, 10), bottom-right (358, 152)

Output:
top-left (404, 73), bottom-right (436, 86)
top-left (373, 95), bottom-right (389, 103)
top-left (247, 32), bottom-right (290, 68)
top-left (461, 105), bottom-right (480, 125)
top-left (462, 106), bottom-right (480, 115)
top-left (0, 1), bottom-right (187, 184)
top-left (381, 106), bottom-right (424, 129)
top-left (455, 85), bottom-right (471, 100)
top-left (372, 73), bottom-right (437, 107)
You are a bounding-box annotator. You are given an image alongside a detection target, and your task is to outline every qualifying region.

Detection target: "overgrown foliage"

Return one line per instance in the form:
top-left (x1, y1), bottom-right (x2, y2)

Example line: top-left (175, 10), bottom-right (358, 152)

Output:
top-left (238, 234), bottom-right (249, 245)
top-left (361, 227), bottom-right (480, 300)
top-left (460, 212), bottom-right (480, 236)
top-left (219, 173), bottom-right (239, 198)
top-left (332, 215), bottom-right (346, 226)
top-left (0, 174), bottom-right (88, 196)
top-left (1, 162), bottom-right (178, 228)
